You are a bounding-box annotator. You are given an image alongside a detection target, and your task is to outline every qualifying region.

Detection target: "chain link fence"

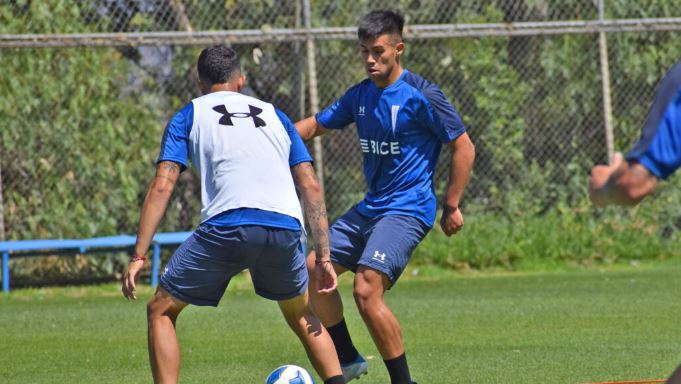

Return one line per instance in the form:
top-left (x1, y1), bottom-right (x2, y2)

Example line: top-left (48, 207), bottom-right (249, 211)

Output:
top-left (1, 0), bottom-right (681, 244)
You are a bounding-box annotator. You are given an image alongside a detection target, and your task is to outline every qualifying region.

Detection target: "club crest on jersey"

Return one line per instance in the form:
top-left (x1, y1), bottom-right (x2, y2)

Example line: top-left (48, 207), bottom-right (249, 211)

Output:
top-left (391, 105), bottom-right (400, 134)
top-left (360, 139), bottom-right (400, 155)
top-left (212, 104), bottom-right (267, 127)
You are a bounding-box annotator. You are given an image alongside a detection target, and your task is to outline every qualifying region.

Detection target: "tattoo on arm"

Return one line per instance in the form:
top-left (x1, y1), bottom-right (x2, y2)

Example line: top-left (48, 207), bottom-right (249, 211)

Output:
top-left (161, 162), bottom-right (179, 173)
top-left (154, 161), bottom-right (180, 182)
top-left (159, 161), bottom-right (180, 175)
top-left (307, 199), bottom-right (330, 256)
top-left (295, 163), bottom-right (330, 257)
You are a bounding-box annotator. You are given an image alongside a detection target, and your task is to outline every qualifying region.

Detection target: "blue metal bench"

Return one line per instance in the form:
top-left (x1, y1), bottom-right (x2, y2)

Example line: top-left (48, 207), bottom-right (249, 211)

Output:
top-left (0, 232), bottom-right (192, 293)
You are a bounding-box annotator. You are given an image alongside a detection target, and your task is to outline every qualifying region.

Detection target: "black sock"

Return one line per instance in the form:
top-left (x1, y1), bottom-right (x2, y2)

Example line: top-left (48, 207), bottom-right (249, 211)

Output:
top-left (384, 353), bottom-right (412, 384)
top-left (324, 375), bottom-right (345, 384)
top-left (326, 318), bottom-right (359, 364)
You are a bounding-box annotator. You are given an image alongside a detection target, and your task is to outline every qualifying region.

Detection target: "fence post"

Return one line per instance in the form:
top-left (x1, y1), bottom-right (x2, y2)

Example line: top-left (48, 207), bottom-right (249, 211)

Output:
top-left (169, 0), bottom-right (193, 32)
top-left (303, 0), bottom-right (325, 192)
top-left (598, 0), bottom-right (615, 162)
top-left (296, 0), bottom-right (305, 120)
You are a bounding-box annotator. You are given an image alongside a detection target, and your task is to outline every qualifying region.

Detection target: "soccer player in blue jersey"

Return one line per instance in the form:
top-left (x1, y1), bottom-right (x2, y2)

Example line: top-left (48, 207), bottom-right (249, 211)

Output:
top-left (121, 45), bottom-right (345, 384)
top-left (295, 10), bottom-right (475, 384)
top-left (589, 59), bottom-right (681, 207)
top-left (589, 60), bottom-right (681, 384)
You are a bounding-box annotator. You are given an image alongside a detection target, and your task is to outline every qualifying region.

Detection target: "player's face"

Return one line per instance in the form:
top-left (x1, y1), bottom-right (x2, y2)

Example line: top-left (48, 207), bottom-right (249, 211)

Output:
top-left (360, 33), bottom-right (404, 87)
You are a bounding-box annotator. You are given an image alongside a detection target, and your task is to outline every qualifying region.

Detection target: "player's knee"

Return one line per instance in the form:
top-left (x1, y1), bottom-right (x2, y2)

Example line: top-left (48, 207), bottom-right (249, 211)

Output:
top-left (147, 292), bottom-right (181, 322)
top-left (146, 298), bottom-right (163, 322)
top-left (352, 281), bottom-right (379, 311)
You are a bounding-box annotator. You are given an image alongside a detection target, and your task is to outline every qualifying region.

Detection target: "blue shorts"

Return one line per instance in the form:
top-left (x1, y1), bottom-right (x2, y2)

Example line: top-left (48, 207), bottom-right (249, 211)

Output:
top-left (160, 223), bottom-right (307, 306)
top-left (329, 207), bottom-right (430, 284)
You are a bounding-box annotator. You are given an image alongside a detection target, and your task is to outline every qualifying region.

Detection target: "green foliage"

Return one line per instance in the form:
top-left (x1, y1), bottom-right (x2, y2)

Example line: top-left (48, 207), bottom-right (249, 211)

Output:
top-left (607, 0), bottom-right (677, 18)
top-left (1, 1), bottom-right (681, 286)
top-left (416, 184), bottom-right (681, 271)
top-left (0, 3), bottom-right (169, 277)
top-left (0, 42), bottom-right (162, 240)
top-left (609, 30), bottom-right (681, 151)
top-left (1, 2), bottom-right (90, 34)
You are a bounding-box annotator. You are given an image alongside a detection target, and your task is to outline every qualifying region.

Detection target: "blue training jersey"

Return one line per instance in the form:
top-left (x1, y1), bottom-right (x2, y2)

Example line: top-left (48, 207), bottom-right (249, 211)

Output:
top-left (627, 60), bottom-right (681, 180)
top-left (316, 69), bottom-right (466, 226)
top-left (157, 100), bottom-right (312, 230)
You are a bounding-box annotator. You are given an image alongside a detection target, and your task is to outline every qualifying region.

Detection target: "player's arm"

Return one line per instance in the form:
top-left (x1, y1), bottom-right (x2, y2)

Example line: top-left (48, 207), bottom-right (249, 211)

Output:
top-left (591, 61), bottom-right (681, 206)
top-left (296, 87), bottom-right (358, 141)
top-left (122, 161), bottom-right (181, 300)
top-left (295, 116), bottom-right (330, 142)
top-left (417, 81), bottom-right (474, 236)
top-left (440, 132), bottom-right (475, 237)
top-left (291, 161), bottom-right (337, 294)
top-left (589, 152), bottom-right (658, 207)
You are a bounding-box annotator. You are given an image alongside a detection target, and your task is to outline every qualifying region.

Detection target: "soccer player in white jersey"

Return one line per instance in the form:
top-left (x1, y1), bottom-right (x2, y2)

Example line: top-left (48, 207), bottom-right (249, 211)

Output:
top-left (121, 45), bottom-right (345, 384)
top-left (295, 10), bottom-right (475, 384)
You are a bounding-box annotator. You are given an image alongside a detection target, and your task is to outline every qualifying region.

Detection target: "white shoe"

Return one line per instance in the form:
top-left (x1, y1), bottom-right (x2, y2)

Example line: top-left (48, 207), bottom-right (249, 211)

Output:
top-left (341, 355), bottom-right (368, 382)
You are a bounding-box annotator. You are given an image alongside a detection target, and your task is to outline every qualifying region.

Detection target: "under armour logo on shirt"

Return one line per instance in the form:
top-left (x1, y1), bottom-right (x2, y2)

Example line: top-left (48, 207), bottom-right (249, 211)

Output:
top-left (212, 104), bottom-right (267, 128)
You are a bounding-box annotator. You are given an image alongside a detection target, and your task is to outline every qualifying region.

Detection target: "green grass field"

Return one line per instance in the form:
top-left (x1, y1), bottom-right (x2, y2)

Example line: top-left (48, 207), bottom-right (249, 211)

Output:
top-left (1, 264), bottom-right (680, 383)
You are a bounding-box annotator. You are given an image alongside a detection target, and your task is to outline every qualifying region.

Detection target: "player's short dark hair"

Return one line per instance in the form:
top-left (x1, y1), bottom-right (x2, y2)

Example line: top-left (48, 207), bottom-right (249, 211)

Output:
top-left (358, 9), bottom-right (404, 41)
top-left (197, 45), bottom-right (241, 85)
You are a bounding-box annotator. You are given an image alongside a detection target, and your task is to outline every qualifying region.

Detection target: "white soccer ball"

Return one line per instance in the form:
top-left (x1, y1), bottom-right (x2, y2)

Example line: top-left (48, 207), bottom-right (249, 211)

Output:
top-left (265, 364), bottom-right (316, 384)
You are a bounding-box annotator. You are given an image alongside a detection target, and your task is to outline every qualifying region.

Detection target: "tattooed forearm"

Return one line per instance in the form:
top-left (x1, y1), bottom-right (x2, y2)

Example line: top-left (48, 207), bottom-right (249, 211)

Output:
top-left (306, 199), bottom-right (328, 221)
top-left (305, 199), bottom-right (330, 257)
top-left (293, 162), bottom-right (331, 259)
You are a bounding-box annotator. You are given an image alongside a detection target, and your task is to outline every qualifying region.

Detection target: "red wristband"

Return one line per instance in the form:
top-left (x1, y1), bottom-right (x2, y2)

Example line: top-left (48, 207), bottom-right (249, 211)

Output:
top-left (129, 255), bottom-right (147, 264)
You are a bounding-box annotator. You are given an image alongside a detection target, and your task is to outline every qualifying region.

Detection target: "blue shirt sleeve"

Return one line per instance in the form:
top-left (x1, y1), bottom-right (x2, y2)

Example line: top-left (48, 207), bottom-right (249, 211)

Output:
top-left (626, 61), bottom-right (681, 180)
top-left (315, 85), bottom-right (358, 129)
top-left (627, 89), bottom-right (681, 179)
top-left (418, 83), bottom-right (466, 144)
top-left (275, 108), bottom-right (313, 166)
top-left (157, 102), bottom-right (193, 171)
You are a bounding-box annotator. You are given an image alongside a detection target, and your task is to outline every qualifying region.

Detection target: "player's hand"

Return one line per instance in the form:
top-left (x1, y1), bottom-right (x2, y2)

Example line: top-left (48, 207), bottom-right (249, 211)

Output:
top-left (313, 260), bottom-right (338, 295)
top-left (440, 204), bottom-right (464, 236)
top-left (589, 152), bottom-right (624, 207)
top-left (121, 258), bottom-right (145, 301)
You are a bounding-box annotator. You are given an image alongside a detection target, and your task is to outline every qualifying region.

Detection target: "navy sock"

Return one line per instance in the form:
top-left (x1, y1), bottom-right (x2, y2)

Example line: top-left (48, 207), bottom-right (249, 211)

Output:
top-left (384, 353), bottom-right (412, 384)
top-left (326, 318), bottom-right (359, 364)
top-left (324, 375), bottom-right (345, 384)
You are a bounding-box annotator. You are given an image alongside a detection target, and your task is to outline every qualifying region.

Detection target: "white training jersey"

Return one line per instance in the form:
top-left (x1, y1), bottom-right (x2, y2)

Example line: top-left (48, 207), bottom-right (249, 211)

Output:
top-left (159, 91), bottom-right (307, 226)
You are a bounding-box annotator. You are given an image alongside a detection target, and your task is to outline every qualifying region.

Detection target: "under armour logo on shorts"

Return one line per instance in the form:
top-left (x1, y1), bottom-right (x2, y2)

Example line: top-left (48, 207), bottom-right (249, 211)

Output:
top-left (212, 104), bottom-right (267, 128)
top-left (372, 250), bottom-right (386, 263)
